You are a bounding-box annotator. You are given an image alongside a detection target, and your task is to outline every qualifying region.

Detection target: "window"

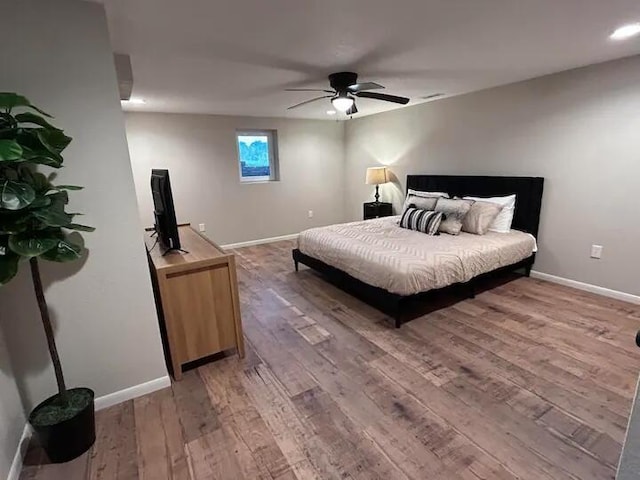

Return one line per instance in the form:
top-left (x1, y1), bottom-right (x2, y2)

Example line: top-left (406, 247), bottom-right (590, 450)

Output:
top-left (236, 130), bottom-right (279, 182)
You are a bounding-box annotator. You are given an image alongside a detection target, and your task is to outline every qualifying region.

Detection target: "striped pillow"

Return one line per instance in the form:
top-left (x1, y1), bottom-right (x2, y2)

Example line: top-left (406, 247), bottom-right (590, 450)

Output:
top-left (399, 208), bottom-right (443, 235)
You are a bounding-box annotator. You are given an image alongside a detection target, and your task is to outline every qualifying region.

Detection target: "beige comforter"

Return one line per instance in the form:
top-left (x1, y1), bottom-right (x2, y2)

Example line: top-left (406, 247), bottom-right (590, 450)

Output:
top-left (297, 216), bottom-right (537, 296)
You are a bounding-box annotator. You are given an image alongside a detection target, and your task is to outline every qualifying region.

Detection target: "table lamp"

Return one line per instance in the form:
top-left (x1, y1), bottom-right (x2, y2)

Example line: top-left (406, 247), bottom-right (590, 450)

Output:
top-left (365, 166), bottom-right (389, 204)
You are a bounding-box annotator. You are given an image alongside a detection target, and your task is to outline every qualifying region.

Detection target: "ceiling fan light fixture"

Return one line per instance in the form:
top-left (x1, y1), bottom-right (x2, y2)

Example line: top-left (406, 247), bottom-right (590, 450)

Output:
top-left (286, 72), bottom-right (409, 112)
top-left (332, 95), bottom-right (354, 112)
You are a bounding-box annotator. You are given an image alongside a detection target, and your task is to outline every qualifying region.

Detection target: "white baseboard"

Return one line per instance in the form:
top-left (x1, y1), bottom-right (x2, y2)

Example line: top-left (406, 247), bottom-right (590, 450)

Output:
top-left (531, 270), bottom-right (640, 305)
top-left (221, 233), bottom-right (299, 250)
top-left (7, 423), bottom-right (31, 480)
top-left (94, 375), bottom-right (171, 411)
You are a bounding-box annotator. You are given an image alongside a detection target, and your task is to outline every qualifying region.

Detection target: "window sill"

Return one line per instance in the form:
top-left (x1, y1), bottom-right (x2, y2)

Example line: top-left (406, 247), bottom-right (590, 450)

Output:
top-left (240, 180), bottom-right (281, 185)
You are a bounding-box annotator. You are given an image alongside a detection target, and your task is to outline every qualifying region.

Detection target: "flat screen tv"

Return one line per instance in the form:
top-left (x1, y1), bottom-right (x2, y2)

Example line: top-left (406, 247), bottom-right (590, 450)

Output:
top-left (150, 169), bottom-right (181, 251)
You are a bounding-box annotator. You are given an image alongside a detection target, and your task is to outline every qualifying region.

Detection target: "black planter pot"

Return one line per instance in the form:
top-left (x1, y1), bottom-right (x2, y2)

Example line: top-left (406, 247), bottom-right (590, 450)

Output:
top-left (28, 387), bottom-right (96, 463)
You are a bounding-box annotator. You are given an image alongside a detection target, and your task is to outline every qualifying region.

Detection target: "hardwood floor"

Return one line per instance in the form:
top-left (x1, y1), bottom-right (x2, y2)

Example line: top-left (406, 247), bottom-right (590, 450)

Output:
top-left (21, 240), bottom-right (640, 480)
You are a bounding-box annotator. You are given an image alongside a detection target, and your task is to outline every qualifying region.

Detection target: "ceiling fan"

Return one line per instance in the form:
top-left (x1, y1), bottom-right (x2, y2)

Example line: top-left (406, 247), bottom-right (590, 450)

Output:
top-left (286, 71), bottom-right (410, 115)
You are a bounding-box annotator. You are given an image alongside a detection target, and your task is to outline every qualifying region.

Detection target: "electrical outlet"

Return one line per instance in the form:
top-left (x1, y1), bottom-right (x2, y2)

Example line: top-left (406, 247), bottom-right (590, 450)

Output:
top-left (198, 223), bottom-right (206, 232)
top-left (590, 244), bottom-right (603, 259)
top-left (308, 210), bottom-right (314, 219)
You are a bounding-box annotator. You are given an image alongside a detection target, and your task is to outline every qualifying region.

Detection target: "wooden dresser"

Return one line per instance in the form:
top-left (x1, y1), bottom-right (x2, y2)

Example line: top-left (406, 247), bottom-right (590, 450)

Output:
top-left (145, 225), bottom-right (244, 380)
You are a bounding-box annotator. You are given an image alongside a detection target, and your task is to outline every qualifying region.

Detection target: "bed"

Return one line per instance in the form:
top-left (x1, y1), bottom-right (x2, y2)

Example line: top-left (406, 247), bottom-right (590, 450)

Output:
top-left (292, 175), bottom-right (544, 327)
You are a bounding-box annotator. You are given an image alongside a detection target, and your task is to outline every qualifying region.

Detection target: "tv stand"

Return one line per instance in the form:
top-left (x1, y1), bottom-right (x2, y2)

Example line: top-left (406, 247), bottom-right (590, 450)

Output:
top-left (161, 247), bottom-right (189, 256)
top-left (145, 225), bottom-right (244, 380)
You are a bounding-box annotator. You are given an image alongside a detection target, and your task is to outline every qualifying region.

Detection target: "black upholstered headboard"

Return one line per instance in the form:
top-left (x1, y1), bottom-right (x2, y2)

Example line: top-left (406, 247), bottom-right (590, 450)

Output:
top-left (406, 175), bottom-right (544, 237)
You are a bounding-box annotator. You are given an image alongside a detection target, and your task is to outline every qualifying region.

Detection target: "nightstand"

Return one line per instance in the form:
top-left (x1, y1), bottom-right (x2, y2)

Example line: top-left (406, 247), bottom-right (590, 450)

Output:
top-left (363, 202), bottom-right (393, 220)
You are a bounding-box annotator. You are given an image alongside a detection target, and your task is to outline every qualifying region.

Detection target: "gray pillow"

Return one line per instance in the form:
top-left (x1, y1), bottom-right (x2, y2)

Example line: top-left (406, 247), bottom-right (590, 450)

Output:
top-left (435, 198), bottom-right (474, 235)
top-left (401, 191), bottom-right (448, 211)
top-left (462, 200), bottom-right (503, 235)
top-left (404, 194), bottom-right (439, 211)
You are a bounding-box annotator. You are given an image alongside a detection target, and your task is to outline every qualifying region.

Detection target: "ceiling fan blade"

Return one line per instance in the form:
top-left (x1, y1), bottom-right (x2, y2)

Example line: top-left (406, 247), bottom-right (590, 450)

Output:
top-left (287, 95), bottom-right (333, 110)
top-left (355, 91), bottom-right (409, 105)
top-left (286, 88), bottom-right (335, 93)
top-left (347, 82), bottom-right (384, 92)
top-left (346, 103), bottom-right (358, 115)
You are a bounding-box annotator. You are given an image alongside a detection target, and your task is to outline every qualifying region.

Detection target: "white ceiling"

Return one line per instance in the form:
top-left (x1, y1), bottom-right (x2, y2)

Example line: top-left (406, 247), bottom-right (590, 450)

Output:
top-left (99, 0), bottom-right (640, 119)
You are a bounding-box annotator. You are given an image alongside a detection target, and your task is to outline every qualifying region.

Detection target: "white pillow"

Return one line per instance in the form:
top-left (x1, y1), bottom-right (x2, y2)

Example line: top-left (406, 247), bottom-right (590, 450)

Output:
top-left (402, 189), bottom-right (449, 211)
top-left (463, 194), bottom-right (516, 233)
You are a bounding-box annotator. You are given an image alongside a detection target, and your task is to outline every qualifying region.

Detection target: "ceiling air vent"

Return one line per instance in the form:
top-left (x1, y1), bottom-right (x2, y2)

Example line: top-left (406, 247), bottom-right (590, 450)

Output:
top-left (421, 93), bottom-right (445, 100)
top-left (114, 53), bottom-right (133, 101)
top-left (420, 93), bottom-right (444, 100)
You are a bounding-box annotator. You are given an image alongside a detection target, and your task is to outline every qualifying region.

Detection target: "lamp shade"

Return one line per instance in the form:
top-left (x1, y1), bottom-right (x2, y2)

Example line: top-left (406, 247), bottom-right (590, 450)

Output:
top-left (365, 166), bottom-right (388, 185)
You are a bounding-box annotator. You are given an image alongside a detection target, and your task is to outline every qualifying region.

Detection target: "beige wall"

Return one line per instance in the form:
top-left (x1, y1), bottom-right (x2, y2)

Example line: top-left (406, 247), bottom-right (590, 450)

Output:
top-left (345, 56), bottom-right (640, 296)
top-left (0, 329), bottom-right (24, 480)
top-left (125, 113), bottom-right (346, 245)
top-left (0, 0), bottom-right (167, 416)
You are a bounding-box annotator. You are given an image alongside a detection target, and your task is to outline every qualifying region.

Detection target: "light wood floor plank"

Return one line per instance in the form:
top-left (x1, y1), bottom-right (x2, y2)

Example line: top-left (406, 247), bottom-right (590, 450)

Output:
top-left (20, 450), bottom-right (89, 480)
top-left (22, 240), bottom-right (636, 480)
top-left (134, 388), bottom-right (190, 480)
top-left (407, 315), bottom-right (629, 443)
top-left (242, 362), bottom-right (339, 479)
top-left (436, 309), bottom-right (632, 415)
top-left (199, 359), bottom-right (292, 479)
top-left (171, 370), bottom-right (220, 444)
top-left (88, 401), bottom-right (139, 480)
top-left (185, 427), bottom-right (246, 480)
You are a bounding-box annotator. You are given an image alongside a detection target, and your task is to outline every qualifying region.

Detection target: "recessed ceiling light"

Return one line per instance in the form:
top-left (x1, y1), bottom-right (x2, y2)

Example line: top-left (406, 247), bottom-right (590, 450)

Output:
top-left (121, 98), bottom-right (146, 105)
top-left (326, 110), bottom-right (336, 115)
top-left (610, 23), bottom-right (640, 40)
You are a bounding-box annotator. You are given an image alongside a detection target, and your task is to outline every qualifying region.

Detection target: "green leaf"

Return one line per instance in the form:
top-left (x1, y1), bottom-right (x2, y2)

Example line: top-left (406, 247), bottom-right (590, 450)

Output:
top-left (29, 189), bottom-right (73, 227)
top-left (34, 130), bottom-right (64, 160)
top-left (0, 250), bottom-right (20, 285)
top-left (20, 170), bottom-right (50, 194)
top-left (37, 129), bottom-right (71, 153)
top-left (32, 205), bottom-right (72, 227)
top-left (14, 112), bottom-right (56, 130)
top-left (28, 196), bottom-right (52, 209)
top-left (53, 185), bottom-right (83, 191)
top-left (47, 190), bottom-right (69, 206)
top-left (41, 236), bottom-right (82, 262)
top-left (8, 232), bottom-right (58, 257)
top-left (64, 223), bottom-right (95, 232)
top-left (0, 93), bottom-right (30, 110)
top-left (31, 192), bottom-right (71, 225)
top-left (23, 154), bottom-right (63, 168)
top-left (16, 130), bottom-right (62, 165)
top-left (0, 180), bottom-right (35, 210)
top-left (0, 139), bottom-right (23, 161)
top-left (0, 93), bottom-right (52, 117)
top-left (0, 128), bottom-right (18, 140)
top-left (0, 213), bottom-right (30, 234)
top-left (3, 168), bottom-right (18, 181)
top-left (0, 113), bottom-right (17, 138)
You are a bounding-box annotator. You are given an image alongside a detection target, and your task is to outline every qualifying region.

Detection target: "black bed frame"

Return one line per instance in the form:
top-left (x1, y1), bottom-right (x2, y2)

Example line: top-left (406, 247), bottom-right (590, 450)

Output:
top-left (292, 175), bottom-right (544, 328)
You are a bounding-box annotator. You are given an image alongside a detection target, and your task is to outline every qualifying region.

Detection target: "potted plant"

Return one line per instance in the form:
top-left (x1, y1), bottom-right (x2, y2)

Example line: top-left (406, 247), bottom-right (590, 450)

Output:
top-left (0, 92), bottom-right (96, 463)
